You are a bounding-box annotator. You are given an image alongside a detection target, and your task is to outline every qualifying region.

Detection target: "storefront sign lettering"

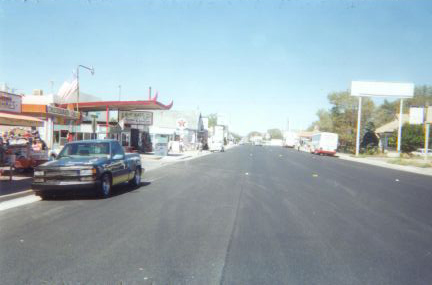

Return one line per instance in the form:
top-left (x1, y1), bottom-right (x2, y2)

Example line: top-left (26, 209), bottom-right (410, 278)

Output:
top-left (119, 111), bottom-right (153, 125)
top-left (0, 92), bottom-right (21, 113)
top-left (47, 105), bottom-right (80, 119)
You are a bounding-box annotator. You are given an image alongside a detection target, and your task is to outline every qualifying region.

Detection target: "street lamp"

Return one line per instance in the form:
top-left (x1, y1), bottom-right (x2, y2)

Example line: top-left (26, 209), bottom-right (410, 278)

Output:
top-left (76, 65), bottom-right (95, 112)
top-left (118, 84), bottom-right (122, 101)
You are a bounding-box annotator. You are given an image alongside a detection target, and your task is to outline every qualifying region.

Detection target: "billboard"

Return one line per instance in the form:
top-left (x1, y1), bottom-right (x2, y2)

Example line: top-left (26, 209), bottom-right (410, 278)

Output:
top-left (202, 117), bottom-right (209, 130)
top-left (427, 107), bottom-right (432, 124)
top-left (0, 91), bottom-right (21, 113)
top-left (409, 107), bottom-right (424, 125)
top-left (118, 111), bottom-right (152, 125)
top-left (351, 81), bottom-right (414, 98)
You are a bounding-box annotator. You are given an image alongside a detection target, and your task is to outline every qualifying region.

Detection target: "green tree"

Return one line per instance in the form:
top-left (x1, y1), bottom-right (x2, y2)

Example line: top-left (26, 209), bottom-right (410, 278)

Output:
top-left (310, 109), bottom-right (333, 132)
top-left (372, 99), bottom-right (398, 127)
top-left (247, 131), bottom-right (262, 139)
top-left (230, 132), bottom-right (242, 142)
top-left (267, 128), bottom-right (283, 139)
top-left (393, 123), bottom-right (425, 153)
top-left (207, 113), bottom-right (218, 128)
top-left (327, 91), bottom-right (375, 150)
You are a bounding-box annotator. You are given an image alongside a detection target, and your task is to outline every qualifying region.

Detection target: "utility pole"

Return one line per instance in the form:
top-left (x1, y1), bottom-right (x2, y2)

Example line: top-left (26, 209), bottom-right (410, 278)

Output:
top-left (50, 80), bottom-right (54, 94)
top-left (118, 85), bottom-right (122, 101)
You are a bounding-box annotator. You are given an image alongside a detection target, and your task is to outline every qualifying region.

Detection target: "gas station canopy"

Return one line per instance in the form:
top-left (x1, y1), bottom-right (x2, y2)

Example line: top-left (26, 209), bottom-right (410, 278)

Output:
top-left (60, 100), bottom-right (173, 112)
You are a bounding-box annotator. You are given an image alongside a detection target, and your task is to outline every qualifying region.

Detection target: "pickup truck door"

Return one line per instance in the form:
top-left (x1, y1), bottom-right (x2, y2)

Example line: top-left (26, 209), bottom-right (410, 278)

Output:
top-left (110, 142), bottom-right (129, 185)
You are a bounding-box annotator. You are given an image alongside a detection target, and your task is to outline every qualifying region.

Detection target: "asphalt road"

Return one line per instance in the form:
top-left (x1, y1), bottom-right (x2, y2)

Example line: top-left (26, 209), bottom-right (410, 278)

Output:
top-left (1, 145), bottom-right (432, 285)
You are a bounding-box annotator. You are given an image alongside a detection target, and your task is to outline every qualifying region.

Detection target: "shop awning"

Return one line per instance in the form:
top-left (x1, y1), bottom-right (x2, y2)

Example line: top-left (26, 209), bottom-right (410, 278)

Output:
top-left (0, 112), bottom-right (44, 127)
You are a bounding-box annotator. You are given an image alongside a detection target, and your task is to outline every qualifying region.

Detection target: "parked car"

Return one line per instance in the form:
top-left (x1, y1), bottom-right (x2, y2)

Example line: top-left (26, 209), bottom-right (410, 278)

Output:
top-left (32, 140), bottom-right (142, 199)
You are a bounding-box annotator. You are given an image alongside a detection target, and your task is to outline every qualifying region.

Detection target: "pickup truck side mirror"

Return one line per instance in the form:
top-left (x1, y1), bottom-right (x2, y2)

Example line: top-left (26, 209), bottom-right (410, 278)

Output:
top-left (112, 154), bottom-right (124, 160)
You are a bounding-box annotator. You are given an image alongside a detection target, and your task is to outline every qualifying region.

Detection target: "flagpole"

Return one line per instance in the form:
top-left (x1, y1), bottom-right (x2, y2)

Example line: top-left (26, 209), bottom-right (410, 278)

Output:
top-left (76, 65), bottom-right (95, 113)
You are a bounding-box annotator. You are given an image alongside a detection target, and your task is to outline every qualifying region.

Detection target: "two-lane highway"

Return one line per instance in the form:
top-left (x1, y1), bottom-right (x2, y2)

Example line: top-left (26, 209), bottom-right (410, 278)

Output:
top-left (1, 146), bottom-right (432, 284)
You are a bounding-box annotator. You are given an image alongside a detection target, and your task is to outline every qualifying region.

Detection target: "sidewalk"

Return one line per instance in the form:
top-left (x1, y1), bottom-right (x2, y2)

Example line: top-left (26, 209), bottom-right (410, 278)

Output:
top-left (337, 153), bottom-right (432, 177)
top-left (0, 174), bottom-right (34, 202)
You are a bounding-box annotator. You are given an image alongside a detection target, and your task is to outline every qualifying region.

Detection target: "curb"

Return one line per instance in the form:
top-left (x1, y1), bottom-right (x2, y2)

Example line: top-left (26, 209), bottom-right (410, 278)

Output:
top-left (338, 154), bottom-right (432, 177)
top-left (0, 189), bottom-right (34, 203)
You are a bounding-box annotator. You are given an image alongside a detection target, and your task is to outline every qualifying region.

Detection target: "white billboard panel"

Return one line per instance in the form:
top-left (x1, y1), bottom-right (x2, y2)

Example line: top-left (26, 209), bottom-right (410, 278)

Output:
top-left (202, 117), bottom-right (209, 130)
top-left (409, 107), bottom-right (424, 125)
top-left (351, 81), bottom-right (414, 98)
top-left (426, 107), bottom-right (432, 124)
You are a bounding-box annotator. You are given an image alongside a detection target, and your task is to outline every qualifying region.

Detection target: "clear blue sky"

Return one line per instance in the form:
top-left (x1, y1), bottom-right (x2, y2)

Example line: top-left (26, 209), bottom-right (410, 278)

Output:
top-left (1, 0), bottom-right (431, 135)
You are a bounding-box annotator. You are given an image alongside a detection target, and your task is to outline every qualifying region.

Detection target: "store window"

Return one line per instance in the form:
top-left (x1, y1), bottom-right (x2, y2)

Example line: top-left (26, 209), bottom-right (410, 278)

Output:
top-left (60, 130), bottom-right (68, 146)
top-left (84, 133), bottom-right (92, 140)
top-left (76, 133), bottom-right (83, 141)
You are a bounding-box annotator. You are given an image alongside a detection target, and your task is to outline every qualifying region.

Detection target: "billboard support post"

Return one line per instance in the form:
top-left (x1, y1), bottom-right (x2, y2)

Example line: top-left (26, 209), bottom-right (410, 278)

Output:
top-left (425, 123), bottom-right (430, 161)
top-left (397, 99), bottom-right (404, 154)
top-left (355, 96), bottom-right (362, 156)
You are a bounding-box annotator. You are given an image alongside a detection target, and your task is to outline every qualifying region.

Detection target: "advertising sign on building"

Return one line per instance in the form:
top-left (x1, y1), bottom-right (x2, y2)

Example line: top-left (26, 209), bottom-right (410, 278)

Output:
top-left (119, 111), bottom-right (153, 125)
top-left (0, 91), bottom-right (21, 113)
top-left (409, 107), bottom-right (424, 125)
top-left (47, 105), bottom-right (80, 119)
top-left (176, 118), bottom-right (188, 130)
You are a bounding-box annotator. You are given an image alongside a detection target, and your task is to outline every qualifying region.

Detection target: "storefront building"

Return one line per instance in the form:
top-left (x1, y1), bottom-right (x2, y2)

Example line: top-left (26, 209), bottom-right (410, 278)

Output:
top-left (21, 104), bottom-right (80, 151)
top-left (149, 110), bottom-right (205, 151)
top-left (60, 97), bottom-right (173, 152)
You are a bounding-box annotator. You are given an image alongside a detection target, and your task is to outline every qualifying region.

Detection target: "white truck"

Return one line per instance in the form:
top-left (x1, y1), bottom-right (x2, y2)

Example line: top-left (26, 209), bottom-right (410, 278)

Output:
top-left (250, 135), bottom-right (263, 146)
top-left (209, 125), bottom-right (225, 152)
top-left (310, 132), bottom-right (338, 156)
top-left (283, 132), bottom-right (298, 148)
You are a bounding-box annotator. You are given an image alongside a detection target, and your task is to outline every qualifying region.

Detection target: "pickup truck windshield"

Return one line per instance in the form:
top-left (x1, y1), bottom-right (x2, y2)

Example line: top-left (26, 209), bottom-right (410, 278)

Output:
top-left (58, 142), bottom-right (110, 158)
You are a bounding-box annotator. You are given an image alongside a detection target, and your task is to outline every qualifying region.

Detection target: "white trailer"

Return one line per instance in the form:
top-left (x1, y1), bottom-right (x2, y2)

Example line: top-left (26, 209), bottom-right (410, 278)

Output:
top-left (283, 132), bottom-right (298, 148)
top-left (209, 125), bottom-right (225, 152)
top-left (310, 132), bottom-right (338, 155)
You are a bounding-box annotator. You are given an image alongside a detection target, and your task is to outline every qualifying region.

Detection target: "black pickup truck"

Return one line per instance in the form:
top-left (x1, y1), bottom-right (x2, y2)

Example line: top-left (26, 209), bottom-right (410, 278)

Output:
top-left (32, 140), bottom-right (142, 199)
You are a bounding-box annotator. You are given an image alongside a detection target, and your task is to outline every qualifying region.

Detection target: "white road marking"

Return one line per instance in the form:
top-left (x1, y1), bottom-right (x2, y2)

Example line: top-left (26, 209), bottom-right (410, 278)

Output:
top-left (245, 172), bottom-right (249, 176)
top-left (395, 179), bottom-right (400, 182)
top-left (0, 195), bottom-right (41, 212)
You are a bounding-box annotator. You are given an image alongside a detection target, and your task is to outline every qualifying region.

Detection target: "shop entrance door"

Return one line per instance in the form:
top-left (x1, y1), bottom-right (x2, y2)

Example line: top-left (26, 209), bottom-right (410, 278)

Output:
top-left (130, 128), bottom-right (139, 149)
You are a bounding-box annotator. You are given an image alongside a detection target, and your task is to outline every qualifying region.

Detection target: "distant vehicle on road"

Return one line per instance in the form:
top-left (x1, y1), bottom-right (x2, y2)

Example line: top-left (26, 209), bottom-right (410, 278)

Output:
top-left (270, 139), bottom-right (283, 146)
top-left (32, 140), bottom-right (142, 199)
top-left (283, 132), bottom-right (299, 148)
top-left (210, 125), bottom-right (225, 152)
top-left (310, 132), bottom-right (338, 156)
top-left (250, 135), bottom-right (263, 146)
top-left (209, 140), bottom-right (225, 152)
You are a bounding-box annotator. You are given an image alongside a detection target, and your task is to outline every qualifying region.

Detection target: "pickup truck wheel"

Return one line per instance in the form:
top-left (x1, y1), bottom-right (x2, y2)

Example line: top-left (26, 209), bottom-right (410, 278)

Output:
top-left (99, 174), bottom-right (112, 198)
top-left (130, 168), bottom-right (141, 187)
